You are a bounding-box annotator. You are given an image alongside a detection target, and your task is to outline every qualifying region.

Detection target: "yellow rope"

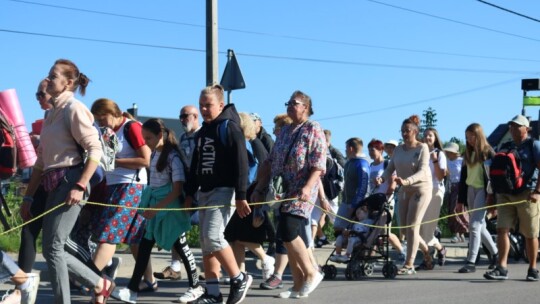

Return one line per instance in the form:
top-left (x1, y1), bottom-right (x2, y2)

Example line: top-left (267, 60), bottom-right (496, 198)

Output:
top-left (0, 197), bottom-right (528, 236)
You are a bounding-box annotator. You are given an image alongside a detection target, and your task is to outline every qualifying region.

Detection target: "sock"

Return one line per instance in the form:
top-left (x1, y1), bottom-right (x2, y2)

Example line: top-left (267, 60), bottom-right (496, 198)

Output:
top-left (206, 279), bottom-right (220, 297)
top-left (274, 273), bottom-right (282, 280)
top-left (18, 278), bottom-right (31, 290)
top-left (106, 259), bottom-right (113, 267)
top-left (263, 256), bottom-right (273, 265)
top-left (170, 260), bottom-right (181, 272)
top-left (232, 272), bottom-right (244, 282)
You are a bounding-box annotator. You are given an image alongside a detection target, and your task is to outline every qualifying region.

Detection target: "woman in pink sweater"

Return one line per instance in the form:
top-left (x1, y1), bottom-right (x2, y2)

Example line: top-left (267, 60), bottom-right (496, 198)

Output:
top-left (377, 115), bottom-right (433, 275)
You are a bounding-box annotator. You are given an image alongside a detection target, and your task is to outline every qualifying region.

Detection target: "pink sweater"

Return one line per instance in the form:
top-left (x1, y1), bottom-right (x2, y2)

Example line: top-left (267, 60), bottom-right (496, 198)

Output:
top-left (382, 143), bottom-right (432, 190)
top-left (35, 91), bottom-right (102, 171)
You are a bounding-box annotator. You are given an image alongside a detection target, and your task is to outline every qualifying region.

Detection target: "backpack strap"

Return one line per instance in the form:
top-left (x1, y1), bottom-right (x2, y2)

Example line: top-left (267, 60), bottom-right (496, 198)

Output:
top-left (123, 120), bottom-right (135, 149)
top-left (218, 119), bottom-right (229, 147)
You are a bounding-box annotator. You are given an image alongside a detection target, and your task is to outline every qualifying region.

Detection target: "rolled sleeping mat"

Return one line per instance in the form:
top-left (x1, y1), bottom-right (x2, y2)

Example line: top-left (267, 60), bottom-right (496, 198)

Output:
top-left (0, 89), bottom-right (37, 168)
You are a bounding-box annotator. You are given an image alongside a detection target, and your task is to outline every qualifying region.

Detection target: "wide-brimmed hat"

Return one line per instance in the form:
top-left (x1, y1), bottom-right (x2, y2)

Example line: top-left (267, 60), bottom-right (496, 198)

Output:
top-left (443, 142), bottom-right (460, 154)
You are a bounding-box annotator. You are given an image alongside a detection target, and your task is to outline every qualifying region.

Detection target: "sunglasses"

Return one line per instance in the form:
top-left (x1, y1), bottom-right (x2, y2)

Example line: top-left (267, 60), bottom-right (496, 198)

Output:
top-left (35, 91), bottom-right (46, 100)
top-left (284, 100), bottom-right (304, 107)
top-left (179, 113), bottom-right (194, 119)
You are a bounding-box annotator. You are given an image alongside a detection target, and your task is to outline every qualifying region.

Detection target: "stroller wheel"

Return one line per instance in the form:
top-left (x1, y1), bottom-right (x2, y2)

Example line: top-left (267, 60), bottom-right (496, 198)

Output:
top-left (322, 265), bottom-right (337, 280)
top-left (346, 260), bottom-right (364, 280)
top-left (382, 262), bottom-right (398, 279)
top-left (363, 263), bottom-right (375, 277)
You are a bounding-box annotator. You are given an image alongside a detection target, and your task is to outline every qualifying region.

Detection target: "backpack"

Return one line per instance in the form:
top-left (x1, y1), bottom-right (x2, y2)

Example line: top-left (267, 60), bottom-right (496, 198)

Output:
top-left (489, 140), bottom-right (534, 194)
top-left (322, 156), bottom-right (344, 200)
top-left (0, 111), bottom-right (17, 180)
top-left (64, 103), bottom-right (120, 186)
top-left (123, 120), bottom-right (147, 183)
top-left (217, 119), bottom-right (258, 184)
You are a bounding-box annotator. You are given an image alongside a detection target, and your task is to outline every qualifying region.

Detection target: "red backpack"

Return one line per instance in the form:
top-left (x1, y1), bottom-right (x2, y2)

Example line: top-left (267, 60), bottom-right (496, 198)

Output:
top-left (0, 112), bottom-right (17, 180)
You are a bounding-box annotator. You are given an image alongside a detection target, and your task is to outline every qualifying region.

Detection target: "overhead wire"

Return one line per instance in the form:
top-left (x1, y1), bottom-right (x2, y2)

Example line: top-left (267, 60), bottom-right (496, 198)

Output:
top-left (0, 28), bottom-right (536, 75)
top-left (477, 0), bottom-right (540, 23)
top-left (5, 0), bottom-right (540, 63)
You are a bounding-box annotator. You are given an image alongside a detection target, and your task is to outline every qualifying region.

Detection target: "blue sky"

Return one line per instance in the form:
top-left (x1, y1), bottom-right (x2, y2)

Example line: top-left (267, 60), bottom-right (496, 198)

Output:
top-left (1, 0), bottom-right (540, 154)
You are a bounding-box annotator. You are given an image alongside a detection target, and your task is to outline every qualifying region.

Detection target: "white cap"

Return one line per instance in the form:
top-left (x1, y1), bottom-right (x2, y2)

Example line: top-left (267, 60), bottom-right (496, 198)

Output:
top-left (385, 139), bottom-right (399, 147)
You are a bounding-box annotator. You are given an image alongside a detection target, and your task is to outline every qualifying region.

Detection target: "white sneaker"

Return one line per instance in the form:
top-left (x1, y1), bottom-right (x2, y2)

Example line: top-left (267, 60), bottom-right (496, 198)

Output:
top-left (299, 271), bottom-right (323, 297)
top-left (177, 285), bottom-right (205, 303)
top-left (278, 288), bottom-right (300, 299)
top-left (262, 256), bottom-right (275, 280)
top-left (1, 289), bottom-right (21, 304)
top-left (329, 254), bottom-right (340, 263)
top-left (111, 287), bottom-right (137, 304)
top-left (20, 273), bottom-right (39, 304)
top-left (336, 255), bottom-right (350, 263)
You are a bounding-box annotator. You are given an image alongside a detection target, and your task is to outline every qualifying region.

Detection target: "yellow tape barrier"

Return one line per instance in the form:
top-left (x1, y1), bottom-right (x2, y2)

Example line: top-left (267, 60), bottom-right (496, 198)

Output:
top-left (0, 197), bottom-right (528, 237)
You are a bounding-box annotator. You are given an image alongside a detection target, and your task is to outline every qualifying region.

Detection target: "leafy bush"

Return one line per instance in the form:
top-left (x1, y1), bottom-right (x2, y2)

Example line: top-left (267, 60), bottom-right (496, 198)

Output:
top-left (0, 181), bottom-right (24, 252)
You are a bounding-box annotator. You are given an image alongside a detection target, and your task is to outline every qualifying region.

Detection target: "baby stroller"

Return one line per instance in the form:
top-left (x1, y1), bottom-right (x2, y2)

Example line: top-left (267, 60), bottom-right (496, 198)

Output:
top-left (321, 193), bottom-right (398, 280)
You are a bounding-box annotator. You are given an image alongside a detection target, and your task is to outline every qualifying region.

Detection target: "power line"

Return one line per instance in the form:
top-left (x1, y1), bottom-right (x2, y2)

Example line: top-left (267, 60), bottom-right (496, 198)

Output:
top-left (366, 0), bottom-right (540, 43)
top-left (477, 0), bottom-right (540, 23)
top-left (1, 28), bottom-right (536, 75)
top-left (316, 76), bottom-right (533, 122)
top-left (5, 0), bottom-right (540, 64)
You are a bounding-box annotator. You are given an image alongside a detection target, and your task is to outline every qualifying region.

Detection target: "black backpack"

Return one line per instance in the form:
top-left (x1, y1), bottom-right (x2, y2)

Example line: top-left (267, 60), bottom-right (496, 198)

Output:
top-left (322, 156), bottom-right (344, 200)
top-left (489, 140), bottom-right (534, 194)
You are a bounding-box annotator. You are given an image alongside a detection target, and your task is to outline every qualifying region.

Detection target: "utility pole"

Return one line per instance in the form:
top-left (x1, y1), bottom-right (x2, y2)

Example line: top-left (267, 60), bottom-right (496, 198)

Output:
top-left (206, 0), bottom-right (218, 86)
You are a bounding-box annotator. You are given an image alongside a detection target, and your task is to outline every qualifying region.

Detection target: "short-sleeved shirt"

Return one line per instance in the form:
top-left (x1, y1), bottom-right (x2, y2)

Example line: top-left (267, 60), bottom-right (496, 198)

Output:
top-left (149, 150), bottom-right (185, 188)
top-left (267, 120), bottom-right (326, 219)
top-left (429, 149), bottom-right (447, 191)
top-left (446, 157), bottom-right (463, 184)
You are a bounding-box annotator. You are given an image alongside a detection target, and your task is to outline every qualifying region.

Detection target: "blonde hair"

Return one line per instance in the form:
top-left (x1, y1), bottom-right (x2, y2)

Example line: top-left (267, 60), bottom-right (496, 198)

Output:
top-left (200, 84), bottom-right (224, 103)
top-left (464, 123), bottom-right (492, 165)
top-left (239, 112), bottom-right (257, 140)
top-left (273, 113), bottom-right (292, 129)
top-left (91, 98), bottom-right (123, 117)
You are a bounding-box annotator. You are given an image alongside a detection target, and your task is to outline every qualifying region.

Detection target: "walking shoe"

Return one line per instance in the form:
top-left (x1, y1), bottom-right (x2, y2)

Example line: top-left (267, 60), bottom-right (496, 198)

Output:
top-left (0, 290), bottom-right (20, 304)
top-left (153, 266), bottom-right (181, 280)
top-left (489, 253), bottom-right (499, 270)
top-left (336, 255), bottom-right (350, 263)
top-left (397, 266), bottom-right (416, 275)
top-left (260, 274), bottom-right (283, 290)
top-left (104, 257), bottom-right (122, 280)
top-left (526, 268), bottom-right (539, 281)
top-left (450, 236), bottom-right (460, 243)
top-left (315, 238), bottom-right (330, 248)
top-left (458, 263), bottom-right (476, 273)
top-left (192, 291), bottom-right (223, 304)
top-left (299, 271), bottom-right (323, 297)
top-left (177, 285), bottom-right (205, 303)
top-left (484, 266), bottom-right (508, 280)
top-left (278, 288), bottom-right (304, 299)
top-left (111, 287), bottom-right (137, 304)
top-left (262, 256), bottom-right (275, 280)
top-left (437, 247), bottom-right (447, 266)
top-left (226, 273), bottom-right (252, 304)
top-left (20, 273), bottom-right (40, 304)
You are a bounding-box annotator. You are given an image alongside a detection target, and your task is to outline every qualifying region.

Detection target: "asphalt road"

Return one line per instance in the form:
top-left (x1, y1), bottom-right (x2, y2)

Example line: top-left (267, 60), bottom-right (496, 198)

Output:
top-left (2, 240), bottom-right (539, 304)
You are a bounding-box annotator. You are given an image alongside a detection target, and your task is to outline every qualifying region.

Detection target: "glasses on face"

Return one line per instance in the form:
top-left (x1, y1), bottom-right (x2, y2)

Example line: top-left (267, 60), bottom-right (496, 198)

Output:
top-left (35, 91), bottom-right (46, 100)
top-left (284, 99), bottom-right (304, 107)
top-left (179, 113), bottom-right (193, 119)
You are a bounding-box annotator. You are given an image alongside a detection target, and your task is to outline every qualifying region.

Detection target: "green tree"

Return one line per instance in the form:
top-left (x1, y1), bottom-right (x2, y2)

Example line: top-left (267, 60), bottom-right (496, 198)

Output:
top-left (420, 107), bottom-right (437, 134)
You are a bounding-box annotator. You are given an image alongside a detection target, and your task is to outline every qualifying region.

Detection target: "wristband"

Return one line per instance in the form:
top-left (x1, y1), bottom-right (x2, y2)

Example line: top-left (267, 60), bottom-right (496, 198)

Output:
top-left (23, 195), bottom-right (34, 203)
top-left (74, 182), bottom-right (87, 192)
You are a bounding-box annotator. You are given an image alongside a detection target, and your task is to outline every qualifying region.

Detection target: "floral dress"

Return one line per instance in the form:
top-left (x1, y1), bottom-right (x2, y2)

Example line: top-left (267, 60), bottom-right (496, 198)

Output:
top-left (268, 120), bottom-right (326, 219)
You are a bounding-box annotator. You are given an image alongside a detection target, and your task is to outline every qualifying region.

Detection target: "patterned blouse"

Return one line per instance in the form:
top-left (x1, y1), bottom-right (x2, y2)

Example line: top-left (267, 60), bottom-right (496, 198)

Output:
top-left (268, 120), bottom-right (326, 218)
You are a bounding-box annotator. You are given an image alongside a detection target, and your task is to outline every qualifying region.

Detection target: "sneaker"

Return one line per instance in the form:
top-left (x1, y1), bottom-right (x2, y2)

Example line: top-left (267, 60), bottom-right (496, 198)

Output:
top-left (262, 256), bottom-right (275, 280)
top-left (437, 247), bottom-right (447, 266)
top-left (278, 288), bottom-right (302, 299)
top-left (192, 291), bottom-right (223, 304)
top-left (336, 255), bottom-right (350, 263)
top-left (489, 253), bottom-right (499, 270)
top-left (315, 238), bottom-right (330, 248)
top-left (219, 276), bottom-right (231, 285)
top-left (299, 271), bottom-right (323, 297)
top-left (153, 266), bottom-right (181, 280)
top-left (20, 273), bottom-right (39, 304)
top-left (450, 236), bottom-right (460, 243)
top-left (526, 268), bottom-right (539, 281)
top-left (111, 287), bottom-right (137, 304)
top-left (226, 273), bottom-right (252, 304)
top-left (329, 254), bottom-right (339, 263)
top-left (260, 274), bottom-right (283, 290)
top-left (484, 266), bottom-right (508, 280)
top-left (0, 290), bottom-right (21, 304)
top-left (104, 257), bottom-right (122, 280)
top-left (177, 285), bottom-right (205, 303)
top-left (458, 263), bottom-right (476, 273)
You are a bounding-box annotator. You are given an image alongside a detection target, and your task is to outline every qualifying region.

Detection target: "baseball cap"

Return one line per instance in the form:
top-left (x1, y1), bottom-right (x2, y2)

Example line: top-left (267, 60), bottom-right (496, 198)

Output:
top-left (508, 114), bottom-right (529, 128)
top-left (384, 139), bottom-right (399, 147)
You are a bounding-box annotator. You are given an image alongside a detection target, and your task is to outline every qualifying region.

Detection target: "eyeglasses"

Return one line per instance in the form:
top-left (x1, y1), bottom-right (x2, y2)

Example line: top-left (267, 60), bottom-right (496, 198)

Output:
top-left (284, 99), bottom-right (304, 107)
top-left (179, 113), bottom-right (194, 119)
top-left (35, 91), bottom-right (46, 100)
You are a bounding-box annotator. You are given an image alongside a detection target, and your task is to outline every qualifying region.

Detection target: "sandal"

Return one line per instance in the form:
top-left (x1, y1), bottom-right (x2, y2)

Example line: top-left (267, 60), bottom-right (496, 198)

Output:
top-left (94, 276), bottom-right (116, 304)
top-left (397, 266), bottom-right (416, 275)
top-left (138, 279), bottom-right (158, 293)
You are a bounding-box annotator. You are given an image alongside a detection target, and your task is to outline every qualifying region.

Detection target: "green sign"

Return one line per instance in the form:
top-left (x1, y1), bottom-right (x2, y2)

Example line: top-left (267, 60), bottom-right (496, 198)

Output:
top-left (524, 96), bottom-right (540, 106)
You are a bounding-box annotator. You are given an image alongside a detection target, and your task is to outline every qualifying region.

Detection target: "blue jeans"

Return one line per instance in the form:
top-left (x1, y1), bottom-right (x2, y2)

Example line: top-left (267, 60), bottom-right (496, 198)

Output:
top-left (0, 250), bottom-right (20, 284)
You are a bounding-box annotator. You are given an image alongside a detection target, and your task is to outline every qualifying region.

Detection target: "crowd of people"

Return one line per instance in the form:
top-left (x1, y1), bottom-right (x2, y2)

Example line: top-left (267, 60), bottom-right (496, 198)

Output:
top-left (1, 58), bottom-right (540, 304)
